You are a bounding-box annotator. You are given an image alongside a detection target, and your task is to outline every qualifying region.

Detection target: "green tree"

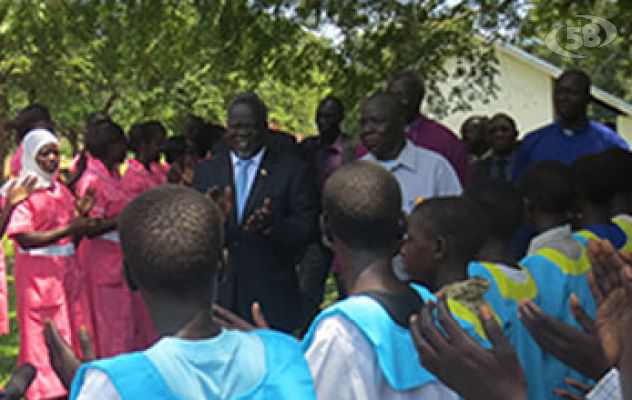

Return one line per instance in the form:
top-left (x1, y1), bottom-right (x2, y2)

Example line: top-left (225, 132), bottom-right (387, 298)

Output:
top-left (0, 0), bottom-right (514, 169)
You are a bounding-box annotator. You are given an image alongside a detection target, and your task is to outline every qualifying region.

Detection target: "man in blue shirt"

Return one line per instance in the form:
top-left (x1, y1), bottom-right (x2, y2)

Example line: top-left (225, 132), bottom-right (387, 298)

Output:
top-left (512, 69), bottom-right (628, 179)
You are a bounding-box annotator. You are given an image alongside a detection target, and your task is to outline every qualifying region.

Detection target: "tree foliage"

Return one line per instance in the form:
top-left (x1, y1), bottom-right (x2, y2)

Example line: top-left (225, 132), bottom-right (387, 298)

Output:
top-left (518, 0), bottom-right (631, 106)
top-left (0, 0), bottom-right (513, 164)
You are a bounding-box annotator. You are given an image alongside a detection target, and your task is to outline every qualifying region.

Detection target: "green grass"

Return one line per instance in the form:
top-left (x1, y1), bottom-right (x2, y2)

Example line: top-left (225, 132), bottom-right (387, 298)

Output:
top-left (0, 240), bottom-right (17, 385)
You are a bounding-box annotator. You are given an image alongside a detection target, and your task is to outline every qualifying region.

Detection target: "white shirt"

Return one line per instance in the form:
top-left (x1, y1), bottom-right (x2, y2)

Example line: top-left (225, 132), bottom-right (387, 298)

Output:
top-left (305, 314), bottom-right (458, 400)
top-left (362, 141), bottom-right (462, 213)
top-left (526, 224), bottom-right (584, 260)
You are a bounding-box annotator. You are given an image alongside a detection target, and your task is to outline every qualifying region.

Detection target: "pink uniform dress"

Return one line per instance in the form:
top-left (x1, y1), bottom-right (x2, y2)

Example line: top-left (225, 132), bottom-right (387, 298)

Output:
top-left (6, 182), bottom-right (78, 399)
top-left (121, 158), bottom-right (168, 349)
top-left (76, 157), bottom-right (135, 358)
top-left (122, 159), bottom-right (168, 197)
top-left (0, 196), bottom-right (8, 336)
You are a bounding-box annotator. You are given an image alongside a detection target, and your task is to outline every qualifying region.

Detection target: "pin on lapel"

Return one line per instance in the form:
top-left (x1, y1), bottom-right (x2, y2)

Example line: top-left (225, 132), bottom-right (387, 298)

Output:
top-left (260, 168), bottom-right (268, 176)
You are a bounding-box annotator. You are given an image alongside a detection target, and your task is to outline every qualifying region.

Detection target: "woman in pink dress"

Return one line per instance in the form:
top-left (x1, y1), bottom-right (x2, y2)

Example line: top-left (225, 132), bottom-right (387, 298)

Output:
top-left (5, 129), bottom-right (94, 399)
top-left (6, 104), bottom-right (55, 178)
top-left (75, 119), bottom-right (135, 358)
top-left (122, 121), bottom-right (168, 197)
top-left (121, 121), bottom-right (168, 349)
top-left (0, 178), bottom-right (37, 336)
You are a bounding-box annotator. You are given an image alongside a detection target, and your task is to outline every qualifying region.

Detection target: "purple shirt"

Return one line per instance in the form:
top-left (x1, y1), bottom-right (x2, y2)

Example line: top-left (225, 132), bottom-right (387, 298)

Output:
top-left (356, 116), bottom-right (471, 186)
top-left (300, 134), bottom-right (356, 192)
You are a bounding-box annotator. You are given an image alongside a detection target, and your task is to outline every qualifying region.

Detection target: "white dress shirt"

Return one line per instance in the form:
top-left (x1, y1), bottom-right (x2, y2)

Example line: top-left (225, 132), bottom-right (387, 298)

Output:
top-left (362, 140), bottom-right (462, 213)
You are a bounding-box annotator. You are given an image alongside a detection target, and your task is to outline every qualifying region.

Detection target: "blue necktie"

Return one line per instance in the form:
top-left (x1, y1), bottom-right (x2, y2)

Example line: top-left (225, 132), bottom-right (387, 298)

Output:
top-left (235, 158), bottom-right (253, 223)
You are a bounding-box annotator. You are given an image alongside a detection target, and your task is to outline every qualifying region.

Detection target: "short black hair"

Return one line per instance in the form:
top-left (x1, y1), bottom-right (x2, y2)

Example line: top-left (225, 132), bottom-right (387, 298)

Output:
top-left (518, 160), bottom-right (576, 215)
top-left (161, 136), bottom-right (191, 164)
top-left (182, 115), bottom-right (225, 158)
top-left (572, 152), bottom-right (616, 206)
top-left (557, 69), bottom-right (591, 95)
top-left (464, 180), bottom-right (524, 238)
top-left (6, 104), bottom-right (54, 139)
top-left (84, 119), bottom-right (125, 159)
top-left (119, 185), bottom-right (224, 297)
top-left (390, 70), bottom-right (426, 103)
top-left (489, 113), bottom-right (518, 134)
top-left (410, 196), bottom-right (489, 260)
top-left (322, 161), bottom-right (402, 255)
top-left (599, 148), bottom-right (632, 195)
top-left (319, 95), bottom-right (345, 117)
top-left (128, 121), bottom-right (167, 153)
top-left (228, 92), bottom-right (268, 129)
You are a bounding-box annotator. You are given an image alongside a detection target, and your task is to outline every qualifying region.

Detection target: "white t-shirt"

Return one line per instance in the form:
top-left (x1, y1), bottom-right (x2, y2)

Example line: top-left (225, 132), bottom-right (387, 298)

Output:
top-left (304, 314), bottom-right (458, 400)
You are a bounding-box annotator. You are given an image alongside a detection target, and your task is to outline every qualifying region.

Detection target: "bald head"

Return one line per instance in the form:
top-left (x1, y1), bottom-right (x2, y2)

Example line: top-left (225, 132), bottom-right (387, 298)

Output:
top-left (322, 161), bottom-right (403, 255)
top-left (360, 92), bottom-right (406, 161)
top-left (554, 69), bottom-right (591, 123)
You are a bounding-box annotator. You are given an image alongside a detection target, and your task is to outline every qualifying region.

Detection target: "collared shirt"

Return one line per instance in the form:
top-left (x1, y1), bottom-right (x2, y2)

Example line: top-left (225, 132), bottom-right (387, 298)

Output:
top-left (526, 224), bottom-right (582, 258)
top-left (474, 151), bottom-right (516, 182)
top-left (587, 368), bottom-right (622, 400)
top-left (512, 120), bottom-right (628, 179)
top-left (230, 147), bottom-right (266, 202)
top-left (301, 134), bottom-right (354, 192)
top-left (362, 140), bottom-right (462, 213)
top-left (356, 117), bottom-right (471, 186)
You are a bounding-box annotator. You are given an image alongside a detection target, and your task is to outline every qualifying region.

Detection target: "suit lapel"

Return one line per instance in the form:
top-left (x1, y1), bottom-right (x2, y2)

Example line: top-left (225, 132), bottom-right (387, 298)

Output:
top-left (215, 152), bottom-right (238, 230)
top-left (243, 148), bottom-right (275, 219)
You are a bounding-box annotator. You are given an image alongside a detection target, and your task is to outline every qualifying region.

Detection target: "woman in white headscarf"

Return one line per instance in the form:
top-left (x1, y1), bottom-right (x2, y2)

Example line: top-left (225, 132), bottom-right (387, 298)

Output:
top-left (5, 128), bottom-right (94, 399)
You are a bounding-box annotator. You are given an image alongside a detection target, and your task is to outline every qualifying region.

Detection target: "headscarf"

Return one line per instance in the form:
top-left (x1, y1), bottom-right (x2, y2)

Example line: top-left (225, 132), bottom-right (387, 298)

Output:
top-left (18, 128), bottom-right (59, 190)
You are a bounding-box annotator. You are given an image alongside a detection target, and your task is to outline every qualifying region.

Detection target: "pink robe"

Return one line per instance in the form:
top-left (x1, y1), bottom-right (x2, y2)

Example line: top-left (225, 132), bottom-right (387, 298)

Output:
top-left (6, 182), bottom-right (79, 399)
top-left (76, 158), bottom-right (135, 358)
top-left (121, 158), bottom-right (167, 349)
top-left (122, 159), bottom-right (168, 198)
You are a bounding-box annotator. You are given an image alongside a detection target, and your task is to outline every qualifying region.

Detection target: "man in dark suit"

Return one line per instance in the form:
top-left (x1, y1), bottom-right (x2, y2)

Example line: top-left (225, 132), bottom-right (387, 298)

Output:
top-left (193, 92), bottom-right (317, 332)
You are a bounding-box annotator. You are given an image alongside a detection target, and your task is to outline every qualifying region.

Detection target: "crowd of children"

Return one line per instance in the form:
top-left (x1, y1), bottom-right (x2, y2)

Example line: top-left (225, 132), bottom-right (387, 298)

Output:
top-left (1, 67), bottom-right (632, 399)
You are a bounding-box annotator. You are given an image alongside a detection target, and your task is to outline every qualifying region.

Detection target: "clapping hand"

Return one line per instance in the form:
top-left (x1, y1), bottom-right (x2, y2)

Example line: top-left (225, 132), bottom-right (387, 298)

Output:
top-left (6, 176), bottom-right (37, 208)
top-left (244, 197), bottom-right (272, 234)
top-left (44, 321), bottom-right (95, 390)
top-left (206, 186), bottom-right (233, 224)
top-left (586, 239), bottom-right (632, 366)
top-left (75, 187), bottom-right (97, 217)
top-left (518, 296), bottom-right (609, 380)
top-left (212, 302), bottom-right (268, 331)
top-left (410, 297), bottom-right (527, 400)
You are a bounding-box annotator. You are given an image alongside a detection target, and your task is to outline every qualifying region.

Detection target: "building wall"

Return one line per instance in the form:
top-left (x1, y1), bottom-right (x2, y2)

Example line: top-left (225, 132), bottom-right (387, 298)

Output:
top-left (426, 48), bottom-right (556, 139)
top-left (618, 115), bottom-right (632, 143)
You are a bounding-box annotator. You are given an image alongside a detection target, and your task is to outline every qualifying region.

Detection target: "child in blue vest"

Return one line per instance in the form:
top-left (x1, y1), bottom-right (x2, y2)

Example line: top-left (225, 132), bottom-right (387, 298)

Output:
top-left (572, 152), bottom-right (629, 250)
top-left (462, 180), bottom-right (546, 399)
top-left (400, 196), bottom-right (494, 339)
top-left (301, 161), bottom-right (459, 400)
top-left (517, 161), bottom-right (596, 398)
top-left (69, 185), bottom-right (316, 399)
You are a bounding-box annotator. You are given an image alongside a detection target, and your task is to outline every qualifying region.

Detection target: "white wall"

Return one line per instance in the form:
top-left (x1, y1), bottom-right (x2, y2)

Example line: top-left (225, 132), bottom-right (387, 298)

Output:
top-left (617, 115), bottom-right (632, 143)
top-left (426, 48), bottom-right (556, 138)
